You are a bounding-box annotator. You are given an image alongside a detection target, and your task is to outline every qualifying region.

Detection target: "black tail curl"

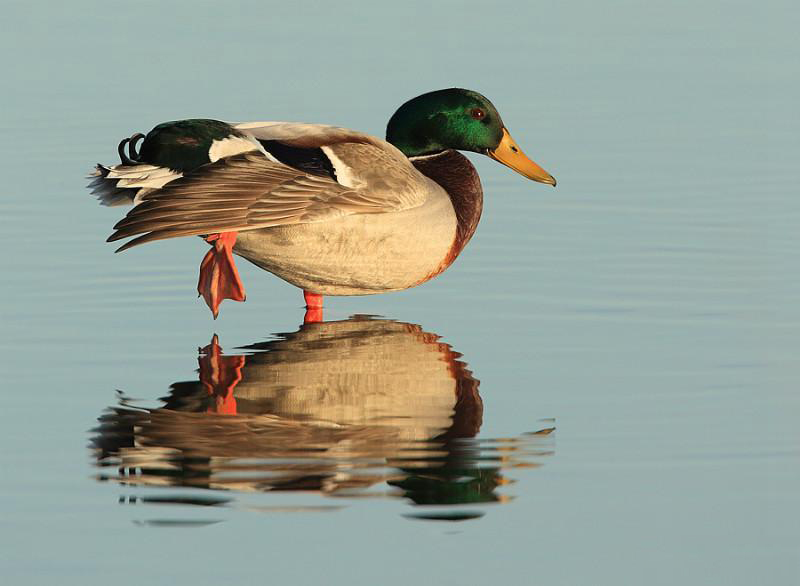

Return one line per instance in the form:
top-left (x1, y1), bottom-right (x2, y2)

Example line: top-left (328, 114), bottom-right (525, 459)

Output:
top-left (117, 132), bottom-right (146, 165)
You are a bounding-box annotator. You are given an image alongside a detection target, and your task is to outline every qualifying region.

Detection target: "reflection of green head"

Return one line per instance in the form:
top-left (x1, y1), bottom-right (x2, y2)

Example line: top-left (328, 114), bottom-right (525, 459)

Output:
top-left (391, 447), bottom-right (503, 506)
top-left (392, 466), bottom-right (502, 505)
top-left (386, 88), bottom-right (505, 156)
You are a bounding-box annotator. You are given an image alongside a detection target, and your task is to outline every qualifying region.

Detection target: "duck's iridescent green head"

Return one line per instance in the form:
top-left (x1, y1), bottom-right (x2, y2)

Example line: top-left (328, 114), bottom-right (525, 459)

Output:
top-left (386, 88), bottom-right (556, 186)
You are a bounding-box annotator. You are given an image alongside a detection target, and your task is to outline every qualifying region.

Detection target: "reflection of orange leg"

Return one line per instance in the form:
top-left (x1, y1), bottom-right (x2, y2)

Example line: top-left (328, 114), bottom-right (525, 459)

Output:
top-left (199, 335), bottom-right (244, 415)
top-left (197, 232), bottom-right (246, 319)
top-left (303, 291), bottom-right (323, 324)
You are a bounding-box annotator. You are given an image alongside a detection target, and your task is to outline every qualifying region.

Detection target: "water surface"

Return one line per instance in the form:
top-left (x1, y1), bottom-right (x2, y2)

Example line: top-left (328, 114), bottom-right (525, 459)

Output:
top-left (1, 1), bottom-right (798, 584)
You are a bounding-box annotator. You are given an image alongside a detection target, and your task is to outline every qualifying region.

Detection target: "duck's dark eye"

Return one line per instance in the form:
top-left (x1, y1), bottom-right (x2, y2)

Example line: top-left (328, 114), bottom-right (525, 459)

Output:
top-left (469, 108), bottom-right (486, 120)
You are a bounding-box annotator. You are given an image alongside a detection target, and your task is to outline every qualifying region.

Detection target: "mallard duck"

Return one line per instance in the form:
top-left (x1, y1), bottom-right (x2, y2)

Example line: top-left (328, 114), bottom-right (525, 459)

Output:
top-left (89, 88), bottom-right (556, 318)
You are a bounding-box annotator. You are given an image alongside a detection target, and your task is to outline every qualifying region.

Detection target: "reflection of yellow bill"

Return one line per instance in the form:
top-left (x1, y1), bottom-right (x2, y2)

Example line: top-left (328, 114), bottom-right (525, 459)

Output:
top-left (488, 128), bottom-right (556, 186)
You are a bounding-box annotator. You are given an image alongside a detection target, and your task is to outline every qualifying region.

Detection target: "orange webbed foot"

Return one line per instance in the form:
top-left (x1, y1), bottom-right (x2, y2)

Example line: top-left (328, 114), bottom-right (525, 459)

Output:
top-left (198, 232), bottom-right (246, 319)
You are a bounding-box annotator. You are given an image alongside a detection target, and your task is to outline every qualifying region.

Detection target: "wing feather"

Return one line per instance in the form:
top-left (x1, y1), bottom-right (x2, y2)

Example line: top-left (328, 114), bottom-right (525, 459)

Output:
top-left (107, 151), bottom-right (421, 252)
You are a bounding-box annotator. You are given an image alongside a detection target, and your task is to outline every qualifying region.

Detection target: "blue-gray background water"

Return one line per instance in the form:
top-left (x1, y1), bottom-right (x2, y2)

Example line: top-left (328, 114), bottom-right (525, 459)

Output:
top-left (1, 1), bottom-right (797, 584)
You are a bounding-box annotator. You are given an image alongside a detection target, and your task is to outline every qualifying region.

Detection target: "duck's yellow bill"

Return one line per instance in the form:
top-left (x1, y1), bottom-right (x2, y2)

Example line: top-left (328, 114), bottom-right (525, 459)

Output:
top-left (488, 128), bottom-right (556, 186)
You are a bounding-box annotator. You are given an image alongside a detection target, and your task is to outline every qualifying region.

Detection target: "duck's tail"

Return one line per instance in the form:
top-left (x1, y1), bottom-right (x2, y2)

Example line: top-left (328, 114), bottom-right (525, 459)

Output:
top-left (87, 132), bottom-right (182, 206)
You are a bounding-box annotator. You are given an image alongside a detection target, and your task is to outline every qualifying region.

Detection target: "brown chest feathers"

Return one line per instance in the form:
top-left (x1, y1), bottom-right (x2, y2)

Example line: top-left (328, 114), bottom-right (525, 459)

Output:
top-left (411, 150), bottom-right (484, 281)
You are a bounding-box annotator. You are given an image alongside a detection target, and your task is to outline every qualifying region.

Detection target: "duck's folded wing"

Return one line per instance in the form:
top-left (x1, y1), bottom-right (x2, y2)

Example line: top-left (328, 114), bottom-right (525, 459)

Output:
top-left (107, 152), bottom-right (415, 252)
top-left (237, 122), bottom-right (426, 206)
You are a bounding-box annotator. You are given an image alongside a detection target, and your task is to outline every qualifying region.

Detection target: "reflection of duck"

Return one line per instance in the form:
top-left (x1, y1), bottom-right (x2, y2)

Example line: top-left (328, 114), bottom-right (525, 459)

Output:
top-left (93, 317), bottom-right (552, 513)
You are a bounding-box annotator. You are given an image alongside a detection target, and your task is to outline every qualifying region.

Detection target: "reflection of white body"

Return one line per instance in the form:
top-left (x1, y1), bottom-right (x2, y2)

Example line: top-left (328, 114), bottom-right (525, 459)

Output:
top-left (235, 319), bottom-right (465, 440)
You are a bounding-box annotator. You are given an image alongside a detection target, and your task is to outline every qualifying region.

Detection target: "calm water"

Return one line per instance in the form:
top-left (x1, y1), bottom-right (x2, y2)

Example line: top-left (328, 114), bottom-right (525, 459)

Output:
top-left (1, 1), bottom-right (798, 584)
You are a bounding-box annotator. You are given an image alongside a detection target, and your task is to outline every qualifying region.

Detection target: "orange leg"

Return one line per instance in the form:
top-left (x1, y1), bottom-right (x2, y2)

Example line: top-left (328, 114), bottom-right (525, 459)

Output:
top-left (303, 291), bottom-right (323, 324)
